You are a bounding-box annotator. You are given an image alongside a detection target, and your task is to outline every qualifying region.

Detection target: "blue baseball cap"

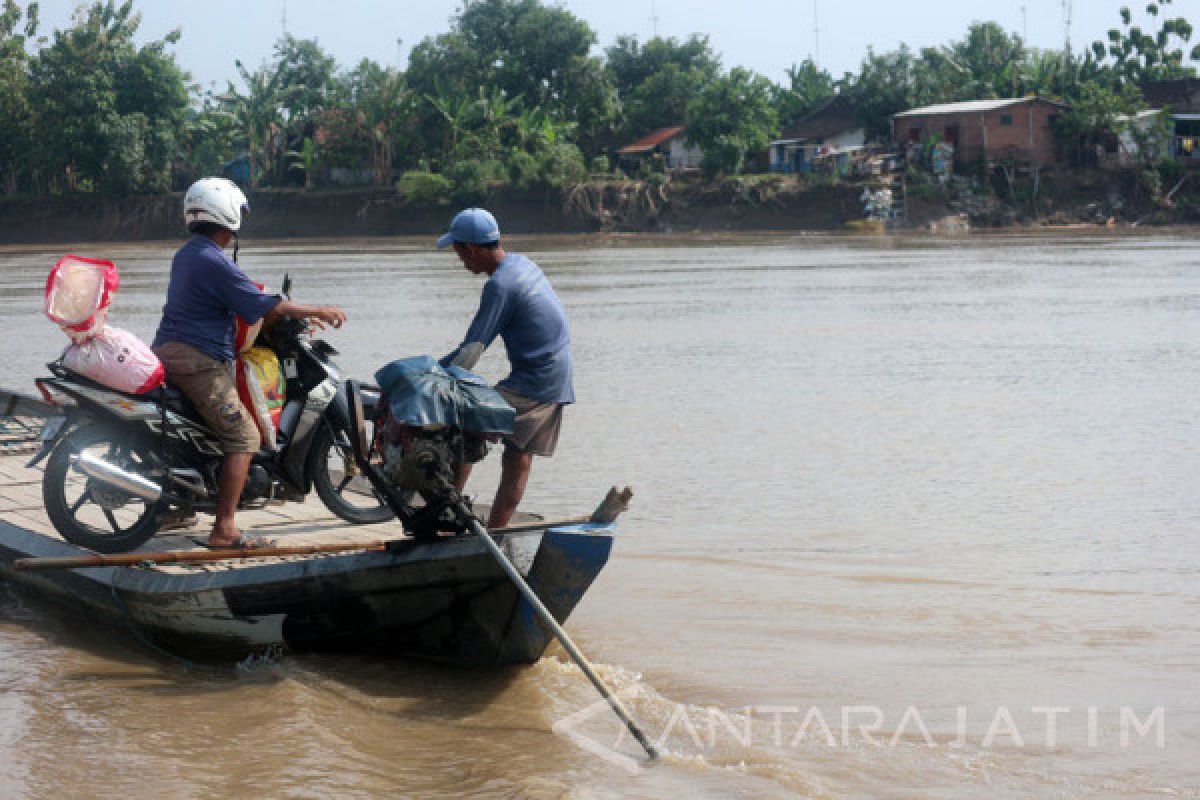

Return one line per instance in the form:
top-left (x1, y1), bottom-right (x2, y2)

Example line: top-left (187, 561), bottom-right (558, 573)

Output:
top-left (436, 207), bottom-right (501, 248)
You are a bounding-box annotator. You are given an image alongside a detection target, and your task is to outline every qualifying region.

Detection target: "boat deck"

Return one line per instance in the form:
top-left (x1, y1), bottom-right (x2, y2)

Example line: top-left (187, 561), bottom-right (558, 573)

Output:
top-left (0, 430), bottom-right (536, 575)
top-left (0, 448), bottom-right (405, 575)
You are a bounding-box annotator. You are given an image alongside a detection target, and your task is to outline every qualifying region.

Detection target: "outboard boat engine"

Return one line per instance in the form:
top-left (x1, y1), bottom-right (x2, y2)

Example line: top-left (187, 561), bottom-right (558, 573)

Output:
top-left (371, 356), bottom-right (515, 538)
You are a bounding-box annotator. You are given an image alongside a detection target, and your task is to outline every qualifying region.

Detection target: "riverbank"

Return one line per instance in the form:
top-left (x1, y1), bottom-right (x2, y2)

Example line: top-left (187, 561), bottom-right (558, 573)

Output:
top-left (1, 168), bottom-right (1196, 244)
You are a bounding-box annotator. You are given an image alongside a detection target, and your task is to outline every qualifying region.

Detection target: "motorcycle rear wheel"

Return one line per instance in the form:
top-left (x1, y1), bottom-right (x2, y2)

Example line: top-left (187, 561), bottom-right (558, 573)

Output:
top-left (42, 424), bottom-right (163, 553)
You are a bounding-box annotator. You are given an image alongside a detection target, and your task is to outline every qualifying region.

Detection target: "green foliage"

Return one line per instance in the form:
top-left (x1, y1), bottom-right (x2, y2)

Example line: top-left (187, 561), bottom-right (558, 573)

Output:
top-left (407, 0), bottom-right (615, 155)
top-left (396, 169), bottom-right (452, 205)
top-left (588, 154), bottom-right (610, 175)
top-left (1056, 82), bottom-right (1144, 141)
top-left (685, 67), bottom-right (778, 179)
top-left (537, 141), bottom-right (587, 187)
top-left (448, 158), bottom-right (504, 204)
top-left (507, 149), bottom-right (540, 190)
top-left (606, 35), bottom-right (720, 138)
top-left (1092, 0), bottom-right (1199, 84)
top-left (0, 0), bottom-right (38, 193)
top-left (24, 1), bottom-right (187, 194)
top-left (917, 22), bottom-right (1027, 101)
top-left (841, 46), bottom-right (919, 141)
top-left (775, 59), bottom-right (834, 129)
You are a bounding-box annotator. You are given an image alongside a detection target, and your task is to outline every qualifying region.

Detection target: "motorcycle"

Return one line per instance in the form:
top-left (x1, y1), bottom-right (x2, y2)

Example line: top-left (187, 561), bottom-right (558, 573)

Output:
top-left (29, 275), bottom-right (391, 553)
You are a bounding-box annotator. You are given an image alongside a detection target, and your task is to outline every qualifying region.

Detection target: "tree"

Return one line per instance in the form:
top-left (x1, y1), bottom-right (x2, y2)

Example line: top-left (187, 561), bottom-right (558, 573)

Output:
top-left (0, 0), bottom-right (38, 194)
top-left (338, 58), bottom-right (414, 184)
top-left (406, 0), bottom-right (615, 154)
top-left (25, 1), bottom-right (188, 194)
top-left (607, 35), bottom-right (720, 137)
top-left (1055, 82), bottom-right (1145, 163)
top-left (221, 61), bottom-right (286, 186)
top-left (685, 67), bottom-right (778, 177)
top-left (775, 59), bottom-right (834, 129)
top-left (842, 45), bottom-right (920, 141)
top-left (1092, 0), bottom-right (1199, 85)
top-left (273, 34), bottom-right (337, 123)
top-left (917, 22), bottom-right (1026, 102)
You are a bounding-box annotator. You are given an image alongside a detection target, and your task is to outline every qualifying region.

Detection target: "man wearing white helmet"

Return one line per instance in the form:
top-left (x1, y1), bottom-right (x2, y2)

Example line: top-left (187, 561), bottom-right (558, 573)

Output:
top-left (153, 177), bottom-right (347, 549)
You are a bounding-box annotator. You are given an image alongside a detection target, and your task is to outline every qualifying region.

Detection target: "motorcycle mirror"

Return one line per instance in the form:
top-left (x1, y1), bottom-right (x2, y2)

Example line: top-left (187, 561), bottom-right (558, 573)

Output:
top-left (281, 273), bottom-right (292, 299)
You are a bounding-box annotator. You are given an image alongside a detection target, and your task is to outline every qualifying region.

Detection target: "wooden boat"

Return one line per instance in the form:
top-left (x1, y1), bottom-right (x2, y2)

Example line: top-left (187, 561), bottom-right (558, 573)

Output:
top-left (0, 391), bottom-right (615, 665)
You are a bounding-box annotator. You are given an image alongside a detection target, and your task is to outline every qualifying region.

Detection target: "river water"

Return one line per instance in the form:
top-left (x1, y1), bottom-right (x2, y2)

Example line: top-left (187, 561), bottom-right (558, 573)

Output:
top-left (0, 232), bottom-right (1197, 798)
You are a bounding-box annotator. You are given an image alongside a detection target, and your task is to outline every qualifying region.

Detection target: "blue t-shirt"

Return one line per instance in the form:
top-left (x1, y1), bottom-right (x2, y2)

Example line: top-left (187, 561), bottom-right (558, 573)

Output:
top-left (153, 235), bottom-right (280, 363)
top-left (443, 253), bottom-right (575, 404)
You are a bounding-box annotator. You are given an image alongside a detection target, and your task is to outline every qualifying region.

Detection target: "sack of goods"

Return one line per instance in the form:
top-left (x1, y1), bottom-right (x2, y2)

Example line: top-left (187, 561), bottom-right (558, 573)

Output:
top-left (45, 255), bottom-right (164, 395)
top-left (236, 345), bottom-right (286, 450)
top-left (374, 356), bottom-right (515, 493)
top-left (60, 327), bottom-right (165, 395)
top-left (44, 255), bottom-right (118, 343)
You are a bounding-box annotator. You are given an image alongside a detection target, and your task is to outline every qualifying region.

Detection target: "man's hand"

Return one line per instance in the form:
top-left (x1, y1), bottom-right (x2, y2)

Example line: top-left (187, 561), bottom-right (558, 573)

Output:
top-left (310, 306), bottom-right (346, 329)
top-left (272, 300), bottom-right (347, 330)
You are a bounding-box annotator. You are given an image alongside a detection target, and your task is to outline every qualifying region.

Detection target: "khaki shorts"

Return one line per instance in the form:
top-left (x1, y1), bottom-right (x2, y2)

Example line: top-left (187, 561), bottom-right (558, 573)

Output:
top-left (497, 386), bottom-right (564, 457)
top-left (153, 342), bottom-right (261, 454)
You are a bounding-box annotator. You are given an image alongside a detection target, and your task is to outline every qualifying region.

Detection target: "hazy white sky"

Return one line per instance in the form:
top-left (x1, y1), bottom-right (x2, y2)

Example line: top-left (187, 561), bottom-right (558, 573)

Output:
top-left (31, 0), bottom-right (1190, 90)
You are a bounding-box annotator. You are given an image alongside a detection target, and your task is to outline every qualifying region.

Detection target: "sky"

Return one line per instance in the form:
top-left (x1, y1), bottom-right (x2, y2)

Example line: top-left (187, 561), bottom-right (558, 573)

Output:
top-left (28, 0), bottom-right (1188, 92)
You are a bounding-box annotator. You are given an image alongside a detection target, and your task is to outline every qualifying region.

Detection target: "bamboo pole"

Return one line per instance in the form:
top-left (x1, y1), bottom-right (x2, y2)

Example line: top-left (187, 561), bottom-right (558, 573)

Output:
top-left (14, 540), bottom-right (388, 571)
top-left (13, 488), bottom-right (634, 571)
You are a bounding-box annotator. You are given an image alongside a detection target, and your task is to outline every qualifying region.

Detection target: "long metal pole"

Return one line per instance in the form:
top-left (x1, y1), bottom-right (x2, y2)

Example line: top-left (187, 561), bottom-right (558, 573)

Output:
top-left (464, 513), bottom-right (658, 761)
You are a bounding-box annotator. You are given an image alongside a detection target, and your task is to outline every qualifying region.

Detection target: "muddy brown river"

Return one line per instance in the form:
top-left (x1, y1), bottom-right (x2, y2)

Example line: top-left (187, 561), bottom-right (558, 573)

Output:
top-left (0, 232), bottom-right (1197, 798)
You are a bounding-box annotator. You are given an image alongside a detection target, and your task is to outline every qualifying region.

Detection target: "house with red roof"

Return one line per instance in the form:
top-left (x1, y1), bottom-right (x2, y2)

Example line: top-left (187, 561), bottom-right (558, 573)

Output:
top-left (615, 126), bottom-right (704, 173)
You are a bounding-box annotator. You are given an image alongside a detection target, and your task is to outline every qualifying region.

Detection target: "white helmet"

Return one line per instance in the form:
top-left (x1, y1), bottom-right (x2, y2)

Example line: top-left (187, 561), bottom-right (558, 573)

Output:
top-left (183, 177), bottom-right (249, 233)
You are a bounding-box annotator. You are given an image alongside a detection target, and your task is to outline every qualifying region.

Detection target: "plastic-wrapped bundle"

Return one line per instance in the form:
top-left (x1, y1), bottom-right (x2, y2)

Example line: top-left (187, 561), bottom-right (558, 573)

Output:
top-left (61, 326), bottom-right (164, 395)
top-left (374, 356), bottom-right (515, 435)
top-left (44, 255), bottom-right (119, 343)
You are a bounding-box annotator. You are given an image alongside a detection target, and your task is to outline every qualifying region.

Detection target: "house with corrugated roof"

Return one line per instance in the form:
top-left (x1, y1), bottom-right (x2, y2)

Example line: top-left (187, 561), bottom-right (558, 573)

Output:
top-left (768, 96), bottom-right (865, 174)
top-left (615, 126), bottom-right (704, 172)
top-left (892, 97), bottom-right (1066, 167)
top-left (1139, 79), bottom-right (1200, 164)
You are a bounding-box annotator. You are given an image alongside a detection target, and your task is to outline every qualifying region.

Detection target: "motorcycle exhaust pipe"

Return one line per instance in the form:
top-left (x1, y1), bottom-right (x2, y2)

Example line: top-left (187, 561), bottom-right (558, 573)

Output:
top-left (70, 452), bottom-right (163, 503)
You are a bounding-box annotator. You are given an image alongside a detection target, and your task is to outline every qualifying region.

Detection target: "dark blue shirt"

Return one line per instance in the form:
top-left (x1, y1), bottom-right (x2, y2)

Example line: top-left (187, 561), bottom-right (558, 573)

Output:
top-left (153, 236), bottom-right (280, 362)
top-left (443, 253), bottom-right (575, 404)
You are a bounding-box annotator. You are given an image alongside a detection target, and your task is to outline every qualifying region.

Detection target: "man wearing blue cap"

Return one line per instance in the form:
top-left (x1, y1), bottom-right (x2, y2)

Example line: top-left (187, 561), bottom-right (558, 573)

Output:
top-left (437, 208), bottom-right (574, 528)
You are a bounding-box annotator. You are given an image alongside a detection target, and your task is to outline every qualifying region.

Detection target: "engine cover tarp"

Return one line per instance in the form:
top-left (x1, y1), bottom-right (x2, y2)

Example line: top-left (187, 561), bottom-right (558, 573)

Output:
top-left (375, 355), bottom-right (515, 434)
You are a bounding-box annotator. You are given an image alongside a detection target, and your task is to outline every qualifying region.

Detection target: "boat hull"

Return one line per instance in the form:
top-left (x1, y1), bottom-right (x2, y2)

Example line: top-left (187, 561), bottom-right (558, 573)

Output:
top-left (0, 520), bottom-right (614, 665)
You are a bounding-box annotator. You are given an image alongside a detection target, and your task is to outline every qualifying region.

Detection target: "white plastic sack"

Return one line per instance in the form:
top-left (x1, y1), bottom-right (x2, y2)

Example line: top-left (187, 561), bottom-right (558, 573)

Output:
top-left (61, 326), bottom-right (165, 395)
top-left (45, 255), bottom-right (119, 343)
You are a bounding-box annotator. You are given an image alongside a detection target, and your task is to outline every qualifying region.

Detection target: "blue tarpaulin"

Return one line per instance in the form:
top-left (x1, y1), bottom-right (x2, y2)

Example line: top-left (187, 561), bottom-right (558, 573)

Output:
top-left (374, 356), bottom-right (515, 434)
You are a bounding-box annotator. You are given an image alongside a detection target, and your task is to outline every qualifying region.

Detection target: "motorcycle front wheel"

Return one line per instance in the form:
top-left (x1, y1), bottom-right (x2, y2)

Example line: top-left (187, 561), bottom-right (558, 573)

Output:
top-left (42, 424), bottom-right (163, 553)
top-left (309, 421), bottom-right (393, 525)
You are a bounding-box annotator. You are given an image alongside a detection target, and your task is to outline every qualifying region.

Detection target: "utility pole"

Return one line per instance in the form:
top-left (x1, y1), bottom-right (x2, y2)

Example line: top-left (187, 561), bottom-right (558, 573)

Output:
top-left (1020, 3), bottom-right (1028, 43)
top-left (1062, 0), bottom-right (1073, 55)
top-left (650, 0), bottom-right (659, 38)
top-left (282, 0), bottom-right (288, 37)
top-left (813, 0), bottom-right (821, 67)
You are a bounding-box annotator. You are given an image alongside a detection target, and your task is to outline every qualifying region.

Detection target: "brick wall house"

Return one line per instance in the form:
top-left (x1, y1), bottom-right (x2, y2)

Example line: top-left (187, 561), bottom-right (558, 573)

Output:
top-left (892, 98), bottom-right (1066, 167)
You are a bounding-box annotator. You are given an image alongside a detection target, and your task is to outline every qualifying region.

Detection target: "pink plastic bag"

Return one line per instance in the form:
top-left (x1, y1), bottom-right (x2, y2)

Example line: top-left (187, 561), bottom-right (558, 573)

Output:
top-left (44, 255), bottom-right (119, 343)
top-left (61, 327), bottom-right (165, 395)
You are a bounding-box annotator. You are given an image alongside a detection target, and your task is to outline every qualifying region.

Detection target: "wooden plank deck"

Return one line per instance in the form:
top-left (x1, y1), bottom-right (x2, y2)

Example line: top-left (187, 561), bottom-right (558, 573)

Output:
top-left (0, 450), bottom-right (407, 574)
